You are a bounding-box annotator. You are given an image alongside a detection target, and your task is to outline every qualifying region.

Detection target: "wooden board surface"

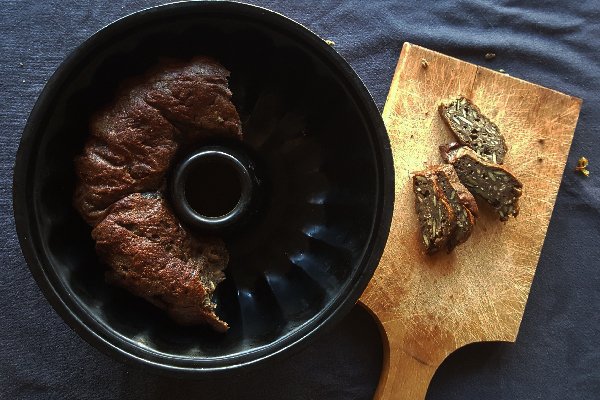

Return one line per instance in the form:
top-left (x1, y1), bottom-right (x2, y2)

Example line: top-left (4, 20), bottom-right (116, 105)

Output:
top-left (358, 43), bottom-right (582, 400)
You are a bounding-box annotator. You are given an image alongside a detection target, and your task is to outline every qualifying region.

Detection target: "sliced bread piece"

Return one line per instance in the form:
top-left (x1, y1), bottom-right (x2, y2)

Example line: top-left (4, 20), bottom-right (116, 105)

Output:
top-left (441, 143), bottom-right (523, 221)
top-left (439, 96), bottom-right (508, 164)
top-left (433, 165), bottom-right (478, 251)
top-left (413, 171), bottom-right (455, 254)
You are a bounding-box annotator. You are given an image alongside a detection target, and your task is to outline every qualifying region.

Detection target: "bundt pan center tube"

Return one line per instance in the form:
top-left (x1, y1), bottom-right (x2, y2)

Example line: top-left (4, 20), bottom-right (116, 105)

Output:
top-left (13, 1), bottom-right (394, 376)
top-left (171, 146), bottom-right (258, 232)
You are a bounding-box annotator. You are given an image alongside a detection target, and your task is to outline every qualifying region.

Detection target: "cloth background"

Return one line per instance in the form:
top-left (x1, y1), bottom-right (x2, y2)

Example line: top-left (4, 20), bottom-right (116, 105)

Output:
top-left (1, 1), bottom-right (599, 399)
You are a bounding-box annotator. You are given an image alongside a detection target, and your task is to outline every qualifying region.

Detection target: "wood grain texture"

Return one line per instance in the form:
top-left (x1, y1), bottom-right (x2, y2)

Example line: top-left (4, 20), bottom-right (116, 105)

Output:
top-left (359, 43), bottom-right (582, 400)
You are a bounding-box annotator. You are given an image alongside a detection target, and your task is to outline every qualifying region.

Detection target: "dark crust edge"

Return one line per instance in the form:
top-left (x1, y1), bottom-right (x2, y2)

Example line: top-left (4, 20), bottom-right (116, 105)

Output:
top-left (435, 164), bottom-right (479, 218)
top-left (433, 165), bottom-right (477, 251)
top-left (440, 145), bottom-right (523, 221)
top-left (412, 170), bottom-right (456, 255)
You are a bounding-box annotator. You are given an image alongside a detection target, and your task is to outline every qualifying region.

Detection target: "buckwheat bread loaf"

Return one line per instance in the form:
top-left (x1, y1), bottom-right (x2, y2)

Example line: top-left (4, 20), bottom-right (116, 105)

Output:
top-left (74, 58), bottom-right (241, 330)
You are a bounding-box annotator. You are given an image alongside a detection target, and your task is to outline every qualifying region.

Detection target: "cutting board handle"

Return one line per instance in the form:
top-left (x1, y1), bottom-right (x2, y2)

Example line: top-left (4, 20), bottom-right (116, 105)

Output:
top-left (356, 42), bottom-right (581, 400)
top-left (358, 301), bottom-right (440, 400)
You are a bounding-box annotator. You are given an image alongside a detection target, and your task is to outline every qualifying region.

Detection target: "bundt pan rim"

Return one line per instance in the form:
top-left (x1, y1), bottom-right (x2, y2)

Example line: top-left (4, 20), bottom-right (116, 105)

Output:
top-left (13, 1), bottom-right (394, 376)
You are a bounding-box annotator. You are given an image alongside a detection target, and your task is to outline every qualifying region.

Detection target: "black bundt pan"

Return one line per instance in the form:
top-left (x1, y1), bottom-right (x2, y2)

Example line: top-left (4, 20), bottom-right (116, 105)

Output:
top-left (13, 1), bottom-right (394, 375)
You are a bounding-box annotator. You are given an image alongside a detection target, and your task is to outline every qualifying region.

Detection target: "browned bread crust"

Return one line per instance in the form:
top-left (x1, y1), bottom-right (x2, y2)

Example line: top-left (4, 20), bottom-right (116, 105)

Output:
top-left (74, 58), bottom-right (241, 330)
top-left (74, 57), bottom-right (242, 225)
top-left (144, 59), bottom-right (242, 139)
top-left (92, 193), bottom-right (229, 331)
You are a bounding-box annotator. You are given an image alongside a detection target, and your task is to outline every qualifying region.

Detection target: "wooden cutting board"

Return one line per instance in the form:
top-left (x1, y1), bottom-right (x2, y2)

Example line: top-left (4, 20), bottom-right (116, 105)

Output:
top-left (358, 43), bottom-right (582, 400)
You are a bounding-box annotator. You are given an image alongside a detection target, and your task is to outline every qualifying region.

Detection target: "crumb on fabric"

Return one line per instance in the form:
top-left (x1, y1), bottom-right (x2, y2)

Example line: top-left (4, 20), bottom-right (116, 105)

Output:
top-left (575, 156), bottom-right (590, 177)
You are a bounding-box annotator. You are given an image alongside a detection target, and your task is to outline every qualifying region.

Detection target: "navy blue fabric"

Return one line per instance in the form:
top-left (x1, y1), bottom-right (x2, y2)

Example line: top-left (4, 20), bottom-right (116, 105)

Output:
top-left (1, 1), bottom-right (599, 399)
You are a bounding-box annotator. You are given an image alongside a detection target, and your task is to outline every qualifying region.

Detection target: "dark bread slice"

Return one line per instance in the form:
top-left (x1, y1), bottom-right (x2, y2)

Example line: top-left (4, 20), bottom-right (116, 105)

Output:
top-left (92, 193), bottom-right (229, 331)
top-left (413, 171), bottom-right (455, 254)
top-left (439, 96), bottom-right (508, 164)
top-left (432, 165), bottom-right (478, 251)
top-left (441, 143), bottom-right (522, 221)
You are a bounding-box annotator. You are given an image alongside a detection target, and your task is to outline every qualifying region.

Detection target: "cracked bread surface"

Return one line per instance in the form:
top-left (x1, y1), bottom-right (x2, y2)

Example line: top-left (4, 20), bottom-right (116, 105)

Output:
top-left (74, 58), bottom-right (240, 330)
top-left (74, 57), bottom-right (241, 226)
top-left (93, 193), bottom-right (229, 331)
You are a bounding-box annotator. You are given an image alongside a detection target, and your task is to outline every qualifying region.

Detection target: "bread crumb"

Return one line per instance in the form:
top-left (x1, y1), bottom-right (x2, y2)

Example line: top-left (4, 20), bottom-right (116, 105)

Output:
top-left (575, 156), bottom-right (590, 177)
top-left (324, 39), bottom-right (335, 46)
top-left (485, 53), bottom-right (496, 60)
